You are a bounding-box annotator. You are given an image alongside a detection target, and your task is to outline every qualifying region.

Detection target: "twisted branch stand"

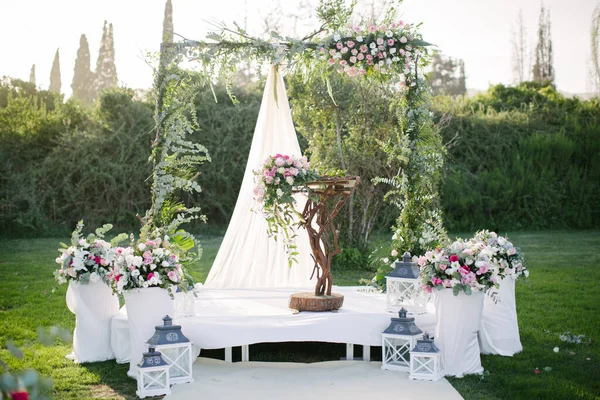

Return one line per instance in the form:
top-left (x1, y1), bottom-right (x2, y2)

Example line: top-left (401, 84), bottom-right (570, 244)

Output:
top-left (288, 176), bottom-right (360, 312)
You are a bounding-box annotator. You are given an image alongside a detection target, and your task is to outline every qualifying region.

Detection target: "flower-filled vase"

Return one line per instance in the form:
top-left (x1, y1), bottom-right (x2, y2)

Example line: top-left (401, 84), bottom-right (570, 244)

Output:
top-left (123, 287), bottom-right (174, 379)
top-left (434, 289), bottom-right (485, 377)
top-left (66, 280), bottom-right (119, 363)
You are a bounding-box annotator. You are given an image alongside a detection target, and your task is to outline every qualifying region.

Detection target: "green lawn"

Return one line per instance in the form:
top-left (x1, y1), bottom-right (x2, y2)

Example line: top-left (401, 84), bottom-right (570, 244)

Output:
top-left (1, 231), bottom-right (599, 399)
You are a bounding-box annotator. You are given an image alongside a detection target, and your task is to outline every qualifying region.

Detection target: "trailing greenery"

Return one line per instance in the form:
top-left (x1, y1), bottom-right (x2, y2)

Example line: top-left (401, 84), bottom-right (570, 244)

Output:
top-left (436, 82), bottom-right (600, 232)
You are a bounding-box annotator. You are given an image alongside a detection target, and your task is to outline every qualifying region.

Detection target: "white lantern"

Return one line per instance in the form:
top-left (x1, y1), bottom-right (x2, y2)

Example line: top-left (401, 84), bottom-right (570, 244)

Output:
top-left (147, 315), bottom-right (194, 385)
top-left (136, 347), bottom-right (171, 398)
top-left (409, 332), bottom-right (442, 381)
top-left (174, 286), bottom-right (196, 318)
top-left (381, 308), bottom-right (423, 372)
top-left (386, 252), bottom-right (428, 314)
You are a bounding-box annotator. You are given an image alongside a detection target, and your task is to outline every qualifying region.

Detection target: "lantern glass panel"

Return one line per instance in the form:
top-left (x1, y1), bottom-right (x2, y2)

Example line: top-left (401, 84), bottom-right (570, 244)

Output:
top-left (143, 370), bottom-right (168, 390)
top-left (162, 346), bottom-right (191, 379)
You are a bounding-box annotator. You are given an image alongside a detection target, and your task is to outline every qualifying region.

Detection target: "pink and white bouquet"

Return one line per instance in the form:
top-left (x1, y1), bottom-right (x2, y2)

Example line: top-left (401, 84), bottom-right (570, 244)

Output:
top-left (319, 20), bottom-right (428, 85)
top-left (253, 154), bottom-right (320, 266)
top-left (474, 230), bottom-right (528, 280)
top-left (54, 221), bottom-right (123, 285)
top-left (417, 238), bottom-right (501, 296)
top-left (110, 231), bottom-right (186, 294)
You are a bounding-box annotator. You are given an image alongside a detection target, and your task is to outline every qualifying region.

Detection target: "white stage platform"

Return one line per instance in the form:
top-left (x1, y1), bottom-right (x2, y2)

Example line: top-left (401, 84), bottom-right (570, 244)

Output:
top-left (111, 286), bottom-right (437, 363)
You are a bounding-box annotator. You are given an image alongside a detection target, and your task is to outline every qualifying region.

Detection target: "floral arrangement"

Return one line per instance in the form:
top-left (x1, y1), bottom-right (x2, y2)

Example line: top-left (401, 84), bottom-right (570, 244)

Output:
top-left (474, 230), bottom-right (529, 279)
top-left (253, 154), bottom-right (320, 266)
top-left (320, 20), bottom-right (428, 85)
top-left (418, 238), bottom-right (501, 296)
top-left (110, 229), bottom-right (187, 294)
top-left (54, 221), bottom-right (126, 285)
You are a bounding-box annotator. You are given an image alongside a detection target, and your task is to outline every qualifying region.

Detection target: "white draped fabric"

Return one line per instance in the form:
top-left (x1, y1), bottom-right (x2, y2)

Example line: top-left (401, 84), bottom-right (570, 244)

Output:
top-left (65, 281), bottom-right (119, 363)
top-left (434, 290), bottom-right (484, 377)
top-left (204, 66), bottom-right (314, 289)
top-left (479, 276), bottom-right (523, 356)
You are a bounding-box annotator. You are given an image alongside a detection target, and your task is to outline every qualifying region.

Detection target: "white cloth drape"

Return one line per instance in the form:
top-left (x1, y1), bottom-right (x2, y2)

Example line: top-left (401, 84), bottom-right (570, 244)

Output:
top-left (111, 306), bottom-right (131, 364)
top-left (479, 276), bottom-right (523, 356)
top-left (123, 287), bottom-right (174, 379)
top-left (434, 290), bottom-right (484, 377)
top-left (204, 66), bottom-right (313, 289)
top-left (65, 281), bottom-right (119, 363)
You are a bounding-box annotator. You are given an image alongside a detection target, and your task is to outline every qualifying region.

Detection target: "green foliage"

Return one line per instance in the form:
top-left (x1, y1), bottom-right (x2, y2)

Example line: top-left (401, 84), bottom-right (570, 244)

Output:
top-left (435, 83), bottom-right (600, 231)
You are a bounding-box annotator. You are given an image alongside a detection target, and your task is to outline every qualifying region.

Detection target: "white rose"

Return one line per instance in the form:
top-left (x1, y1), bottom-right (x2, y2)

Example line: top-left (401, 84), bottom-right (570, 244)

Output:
top-left (276, 188), bottom-right (284, 197)
top-left (390, 48), bottom-right (397, 54)
top-left (150, 264), bottom-right (157, 271)
top-left (89, 272), bottom-right (100, 283)
top-left (132, 256), bottom-right (143, 267)
top-left (277, 167), bottom-right (285, 174)
top-left (162, 260), bottom-right (170, 267)
top-left (356, 35), bottom-right (363, 42)
top-left (524, 270), bottom-right (530, 277)
top-left (131, 269), bottom-right (140, 277)
top-left (383, 258), bottom-right (389, 264)
top-left (138, 243), bottom-right (146, 251)
top-left (286, 176), bottom-right (294, 185)
top-left (55, 257), bottom-right (63, 264)
top-left (334, 34), bottom-right (341, 41)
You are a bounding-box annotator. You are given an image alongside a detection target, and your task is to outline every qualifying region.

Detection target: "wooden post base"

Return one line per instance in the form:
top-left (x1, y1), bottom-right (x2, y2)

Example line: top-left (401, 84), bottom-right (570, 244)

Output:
top-left (288, 292), bottom-right (344, 312)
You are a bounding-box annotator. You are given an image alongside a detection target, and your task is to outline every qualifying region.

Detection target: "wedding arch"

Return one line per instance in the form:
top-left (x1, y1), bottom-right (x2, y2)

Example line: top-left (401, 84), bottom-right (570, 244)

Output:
top-left (147, 0), bottom-right (448, 289)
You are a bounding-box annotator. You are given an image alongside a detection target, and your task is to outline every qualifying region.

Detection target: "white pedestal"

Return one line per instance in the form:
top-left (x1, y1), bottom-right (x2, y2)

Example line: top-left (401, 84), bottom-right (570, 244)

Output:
top-left (66, 281), bottom-right (119, 363)
top-left (434, 289), bottom-right (484, 377)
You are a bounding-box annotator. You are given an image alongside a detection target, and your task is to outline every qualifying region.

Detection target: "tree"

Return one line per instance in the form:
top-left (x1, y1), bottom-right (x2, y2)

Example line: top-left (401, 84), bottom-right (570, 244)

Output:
top-left (532, 3), bottom-right (554, 85)
top-left (162, 0), bottom-right (173, 44)
top-left (591, 3), bottom-right (600, 95)
top-left (429, 52), bottom-right (466, 96)
top-left (49, 49), bottom-right (61, 94)
top-left (94, 21), bottom-right (118, 99)
top-left (29, 64), bottom-right (36, 86)
top-left (511, 10), bottom-right (528, 83)
top-left (71, 34), bottom-right (94, 105)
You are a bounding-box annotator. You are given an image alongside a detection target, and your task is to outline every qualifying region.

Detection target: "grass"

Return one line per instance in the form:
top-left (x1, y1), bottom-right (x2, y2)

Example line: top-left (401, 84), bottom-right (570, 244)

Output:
top-left (1, 231), bottom-right (599, 399)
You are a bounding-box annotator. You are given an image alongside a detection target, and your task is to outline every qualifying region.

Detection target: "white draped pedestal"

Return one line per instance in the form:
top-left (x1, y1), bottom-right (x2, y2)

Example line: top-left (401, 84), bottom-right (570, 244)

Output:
top-left (479, 276), bottom-right (523, 356)
top-left (66, 281), bottom-right (119, 363)
top-left (123, 287), bottom-right (174, 378)
top-left (434, 290), bottom-right (484, 377)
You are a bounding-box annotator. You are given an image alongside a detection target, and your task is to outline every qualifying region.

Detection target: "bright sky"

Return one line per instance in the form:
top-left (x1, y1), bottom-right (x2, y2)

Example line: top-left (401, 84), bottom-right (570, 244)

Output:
top-left (0, 0), bottom-right (596, 97)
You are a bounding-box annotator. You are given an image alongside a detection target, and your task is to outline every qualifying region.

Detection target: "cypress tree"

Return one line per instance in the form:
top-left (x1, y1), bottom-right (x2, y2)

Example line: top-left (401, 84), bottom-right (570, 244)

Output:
top-left (105, 23), bottom-right (118, 87)
top-left (29, 64), bottom-right (36, 85)
top-left (533, 4), bottom-right (554, 85)
top-left (163, 0), bottom-right (174, 44)
top-left (72, 34), bottom-right (93, 105)
top-left (49, 49), bottom-right (61, 94)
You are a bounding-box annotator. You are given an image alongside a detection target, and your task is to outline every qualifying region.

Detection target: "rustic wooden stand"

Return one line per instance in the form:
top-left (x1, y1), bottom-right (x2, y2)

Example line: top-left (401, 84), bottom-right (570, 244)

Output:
top-left (288, 176), bottom-right (360, 312)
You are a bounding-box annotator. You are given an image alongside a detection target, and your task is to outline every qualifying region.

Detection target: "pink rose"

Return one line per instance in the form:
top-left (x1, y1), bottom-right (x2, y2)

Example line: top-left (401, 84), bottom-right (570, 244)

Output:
top-left (440, 264), bottom-right (447, 271)
top-left (449, 255), bottom-right (459, 263)
top-left (423, 285), bottom-right (433, 293)
top-left (341, 47), bottom-right (348, 54)
top-left (329, 49), bottom-right (336, 56)
top-left (378, 52), bottom-right (384, 59)
top-left (366, 54), bottom-right (373, 60)
top-left (359, 45), bottom-right (368, 53)
top-left (379, 24), bottom-right (387, 32)
top-left (346, 40), bottom-right (355, 48)
top-left (336, 42), bottom-right (343, 50)
top-left (147, 272), bottom-right (155, 280)
top-left (349, 56), bottom-right (357, 63)
top-left (444, 279), bottom-right (452, 288)
top-left (328, 58), bottom-right (336, 65)
top-left (339, 60), bottom-right (348, 67)
top-left (378, 45), bottom-right (385, 51)
top-left (391, 249), bottom-right (398, 257)
top-left (476, 265), bottom-right (488, 275)
top-left (368, 25), bottom-right (377, 33)
top-left (351, 49), bottom-right (358, 56)
top-left (347, 66), bottom-right (358, 77)
top-left (275, 157), bottom-right (285, 167)
top-left (353, 26), bottom-right (361, 32)
top-left (400, 36), bottom-right (408, 43)
top-left (115, 274), bottom-right (122, 282)
top-left (337, 68), bottom-right (344, 74)
top-left (359, 69), bottom-right (366, 75)
top-left (168, 270), bottom-right (180, 282)
top-left (357, 53), bottom-right (365, 61)
top-left (377, 38), bottom-right (384, 45)
top-left (367, 59), bottom-right (373, 65)
top-left (387, 39), bottom-right (395, 46)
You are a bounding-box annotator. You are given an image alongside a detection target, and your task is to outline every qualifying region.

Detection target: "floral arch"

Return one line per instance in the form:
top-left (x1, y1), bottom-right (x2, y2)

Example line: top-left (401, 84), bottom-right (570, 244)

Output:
top-left (145, 0), bottom-right (448, 279)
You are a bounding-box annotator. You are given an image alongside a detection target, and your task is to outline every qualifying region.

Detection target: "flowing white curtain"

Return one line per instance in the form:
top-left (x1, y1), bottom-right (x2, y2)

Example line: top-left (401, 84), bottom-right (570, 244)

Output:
top-left (204, 66), bottom-right (314, 289)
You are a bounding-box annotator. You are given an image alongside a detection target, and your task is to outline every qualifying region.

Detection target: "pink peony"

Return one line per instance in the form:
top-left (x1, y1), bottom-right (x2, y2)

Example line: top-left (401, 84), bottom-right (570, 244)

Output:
top-left (275, 157), bottom-right (285, 167)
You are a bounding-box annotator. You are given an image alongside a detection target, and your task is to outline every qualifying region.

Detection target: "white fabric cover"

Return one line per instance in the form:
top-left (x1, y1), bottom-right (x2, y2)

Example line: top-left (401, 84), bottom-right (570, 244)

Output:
top-left (110, 287), bottom-right (437, 350)
top-left (434, 290), bottom-right (484, 377)
top-left (111, 306), bottom-right (131, 364)
top-left (65, 281), bottom-right (119, 363)
top-left (479, 276), bottom-right (523, 356)
top-left (123, 287), bottom-right (174, 378)
top-left (204, 66), bottom-right (313, 289)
